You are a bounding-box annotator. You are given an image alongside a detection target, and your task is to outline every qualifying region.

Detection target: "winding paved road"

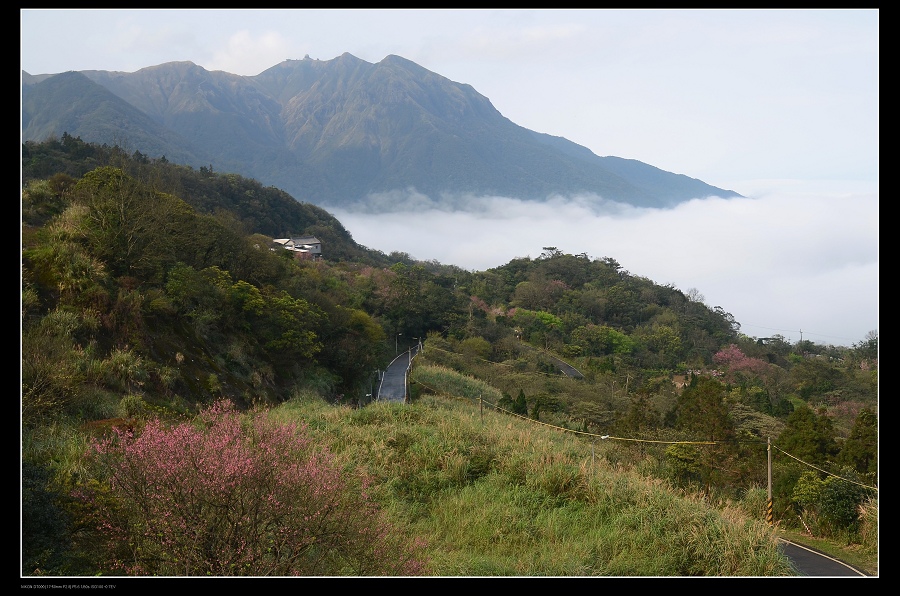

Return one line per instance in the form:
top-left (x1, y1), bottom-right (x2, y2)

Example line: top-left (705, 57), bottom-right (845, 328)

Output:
top-left (377, 345), bottom-right (420, 403)
top-left (779, 539), bottom-right (869, 576)
top-left (547, 354), bottom-right (584, 379)
top-left (523, 344), bottom-right (584, 379)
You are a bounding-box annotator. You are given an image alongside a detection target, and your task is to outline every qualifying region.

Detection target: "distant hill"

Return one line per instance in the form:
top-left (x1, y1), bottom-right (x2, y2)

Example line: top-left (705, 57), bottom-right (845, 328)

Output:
top-left (22, 53), bottom-right (742, 210)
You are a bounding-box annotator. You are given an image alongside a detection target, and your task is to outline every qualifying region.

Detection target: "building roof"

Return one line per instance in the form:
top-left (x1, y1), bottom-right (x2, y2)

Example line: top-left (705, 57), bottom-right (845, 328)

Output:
top-left (291, 235), bottom-right (321, 244)
top-left (272, 236), bottom-right (322, 254)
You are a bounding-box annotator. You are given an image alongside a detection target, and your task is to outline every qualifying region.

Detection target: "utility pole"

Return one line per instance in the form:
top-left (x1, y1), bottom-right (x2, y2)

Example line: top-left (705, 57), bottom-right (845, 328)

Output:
top-left (767, 437), bottom-right (774, 526)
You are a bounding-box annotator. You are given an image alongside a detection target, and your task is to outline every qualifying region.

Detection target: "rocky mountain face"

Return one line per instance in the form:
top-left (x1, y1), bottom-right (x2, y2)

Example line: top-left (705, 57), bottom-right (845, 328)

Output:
top-left (22, 53), bottom-right (741, 209)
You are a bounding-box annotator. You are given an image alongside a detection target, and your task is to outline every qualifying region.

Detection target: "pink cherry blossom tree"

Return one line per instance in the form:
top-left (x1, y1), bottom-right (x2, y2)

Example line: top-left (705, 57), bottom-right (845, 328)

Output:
top-left (78, 400), bottom-right (426, 576)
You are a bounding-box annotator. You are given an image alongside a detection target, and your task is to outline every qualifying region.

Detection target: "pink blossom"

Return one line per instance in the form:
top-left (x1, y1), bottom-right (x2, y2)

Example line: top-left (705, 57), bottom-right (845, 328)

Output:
top-left (79, 399), bottom-right (427, 576)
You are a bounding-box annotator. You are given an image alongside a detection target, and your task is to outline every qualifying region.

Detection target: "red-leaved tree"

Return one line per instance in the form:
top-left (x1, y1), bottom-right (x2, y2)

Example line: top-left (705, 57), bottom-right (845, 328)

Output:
top-left (78, 400), bottom-right (426, 576)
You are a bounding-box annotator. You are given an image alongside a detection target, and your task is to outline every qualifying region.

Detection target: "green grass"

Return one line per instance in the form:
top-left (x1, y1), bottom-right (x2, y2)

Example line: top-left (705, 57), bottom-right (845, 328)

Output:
top-left (268, 390), bottom-right (796, 576)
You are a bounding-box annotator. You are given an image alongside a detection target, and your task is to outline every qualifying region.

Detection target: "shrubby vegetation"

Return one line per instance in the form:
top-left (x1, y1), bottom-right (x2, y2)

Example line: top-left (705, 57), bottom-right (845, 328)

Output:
top-left (265, 394), bottom-right (796, 576)
top-left (76, 399), bottom-right (425, 576)
top-left (22, 137), bottom-right (877, 575)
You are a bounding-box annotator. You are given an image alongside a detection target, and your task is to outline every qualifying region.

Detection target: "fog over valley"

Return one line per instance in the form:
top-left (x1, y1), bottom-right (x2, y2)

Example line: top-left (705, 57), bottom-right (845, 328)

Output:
top-left (332, 179), bottom-right (877, 347)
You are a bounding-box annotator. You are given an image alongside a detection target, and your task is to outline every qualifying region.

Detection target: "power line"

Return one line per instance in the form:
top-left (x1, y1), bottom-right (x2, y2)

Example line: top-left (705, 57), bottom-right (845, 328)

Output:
top-left (771, 445), bottom-right (877, 492)
top-left (413, 341), bottom-right (878, 492)
top-left (414, 376), bottom-right (715, 445)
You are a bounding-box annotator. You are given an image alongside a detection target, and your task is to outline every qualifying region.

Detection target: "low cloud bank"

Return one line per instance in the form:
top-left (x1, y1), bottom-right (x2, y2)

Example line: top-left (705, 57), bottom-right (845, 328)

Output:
top-left (329, 183), bottom-right (877, 346)
top-left (341, 188), bottom-right (643, 217)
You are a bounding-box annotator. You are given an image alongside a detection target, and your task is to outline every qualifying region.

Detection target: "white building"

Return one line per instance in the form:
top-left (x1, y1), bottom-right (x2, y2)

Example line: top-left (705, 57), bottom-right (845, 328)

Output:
top-left (271, 235), bottom-right (322, 260)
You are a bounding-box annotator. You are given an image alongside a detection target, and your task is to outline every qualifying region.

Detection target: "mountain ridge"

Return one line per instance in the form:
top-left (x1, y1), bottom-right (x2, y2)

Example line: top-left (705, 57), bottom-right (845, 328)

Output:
top-left (22, 54), bottom-right (742, 209)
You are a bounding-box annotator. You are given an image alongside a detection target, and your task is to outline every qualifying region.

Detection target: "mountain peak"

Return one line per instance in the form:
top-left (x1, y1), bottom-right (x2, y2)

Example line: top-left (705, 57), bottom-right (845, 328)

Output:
top-left (335, 52), bottom-right (367, 64)
top-left (138, 60), bottom-right (203, 74)
top-left (22, 54), bottom-right (742, 209)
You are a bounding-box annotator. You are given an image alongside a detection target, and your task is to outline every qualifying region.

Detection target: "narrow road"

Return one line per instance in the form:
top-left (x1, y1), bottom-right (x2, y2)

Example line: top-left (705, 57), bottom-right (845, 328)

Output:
top-left (547, 354), bottom-right (584, 379)
top-left (779, 539), bottom-right (868, 576)
top-left (516, 341), bottom-right (584, 378)
top-left (377, 346), bottom-right (420, 403)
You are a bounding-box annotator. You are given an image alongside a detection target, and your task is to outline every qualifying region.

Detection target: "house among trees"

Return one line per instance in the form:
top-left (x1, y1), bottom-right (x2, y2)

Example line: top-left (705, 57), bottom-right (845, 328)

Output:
top-left (272, 235), bottom-right (322, 261)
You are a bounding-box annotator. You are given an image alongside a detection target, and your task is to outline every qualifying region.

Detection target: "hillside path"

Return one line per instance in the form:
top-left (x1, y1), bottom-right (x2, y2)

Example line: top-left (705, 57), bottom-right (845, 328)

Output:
top-left (377, 345), bottom-right (420, 403)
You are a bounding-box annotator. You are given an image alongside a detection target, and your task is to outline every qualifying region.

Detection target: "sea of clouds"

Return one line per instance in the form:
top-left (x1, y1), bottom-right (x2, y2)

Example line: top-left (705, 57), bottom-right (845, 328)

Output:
top-left (330, 180), bottom-right (878, 346)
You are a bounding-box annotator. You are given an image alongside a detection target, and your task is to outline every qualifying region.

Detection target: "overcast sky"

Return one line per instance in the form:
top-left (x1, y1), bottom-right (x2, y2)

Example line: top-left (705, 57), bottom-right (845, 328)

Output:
top-left (20, 9), bottom-right (878, 346)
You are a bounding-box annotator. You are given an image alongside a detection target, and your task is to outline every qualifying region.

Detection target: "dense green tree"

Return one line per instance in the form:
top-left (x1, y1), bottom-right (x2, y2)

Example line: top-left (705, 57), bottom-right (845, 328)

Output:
top-left (529, 393), bottom-right (559, 421)
top-left (72, 167), bottom-right (177, 280)
top-left (164, 263), bottom-right (228, 336)
top-left (514, 388), bottom-right (528, 416)
top-left (261, 290), bottom-right (323, 360)
top-left (674, 375), bottom-right (740, 491)
top-left (315, 305), bottom-right (386, 397)
top-left (633, 322), bottom-right (682, 369)
top-left (791, 468), bottom-right (872, 535)
top-left (675, 375), bottom-right (735, 442)
top-left (603, 284), bottom-right (640, 328)
top-left (665, 443), bottom-right (703, 486)
top-left (570, 324), bottom-right (635, 357)
top-left (789, 358), bottom-right (842, 401)
top-left (617, 393), bottom-right (660, 432)
top-left (837, 408), bottom-right (877, 476)
top-left (460, 336), bottom-right (492, 361)
top-left (495, 389), bottom-right (528, 417)
top-left (819, 469), bottom-right (871, 533)
top-left (511, 277), bottom-right (569, 312)
top-left (509, 308), bottom-right (563, 349)
top-left (777, 404), bottom-right (839, 466)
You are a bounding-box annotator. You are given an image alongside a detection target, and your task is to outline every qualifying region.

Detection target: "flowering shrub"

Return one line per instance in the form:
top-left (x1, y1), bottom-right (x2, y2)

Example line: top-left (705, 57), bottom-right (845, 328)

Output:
top-left (78, 400), bottom-right (426, 576)
top-left (469, 295), bottom-right (490, 314)
top-left (713, 344), bottom-right (771, 383)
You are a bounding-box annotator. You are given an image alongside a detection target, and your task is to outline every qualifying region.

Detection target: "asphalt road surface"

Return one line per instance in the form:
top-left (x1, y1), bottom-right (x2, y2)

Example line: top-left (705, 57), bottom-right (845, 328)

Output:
top-left (377, 346), bottom-right (419, 403)
top-left (516, 342), bottom-right (584, 378)
top-left (779, 540), bottom-right (868, 576)
top-left (548, 355), bottom-right (584, 379)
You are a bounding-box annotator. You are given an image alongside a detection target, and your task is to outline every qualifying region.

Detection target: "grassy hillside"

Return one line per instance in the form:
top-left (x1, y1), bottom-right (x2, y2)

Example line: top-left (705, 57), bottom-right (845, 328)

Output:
top-left (265, 388), bottom-right (796, 576)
